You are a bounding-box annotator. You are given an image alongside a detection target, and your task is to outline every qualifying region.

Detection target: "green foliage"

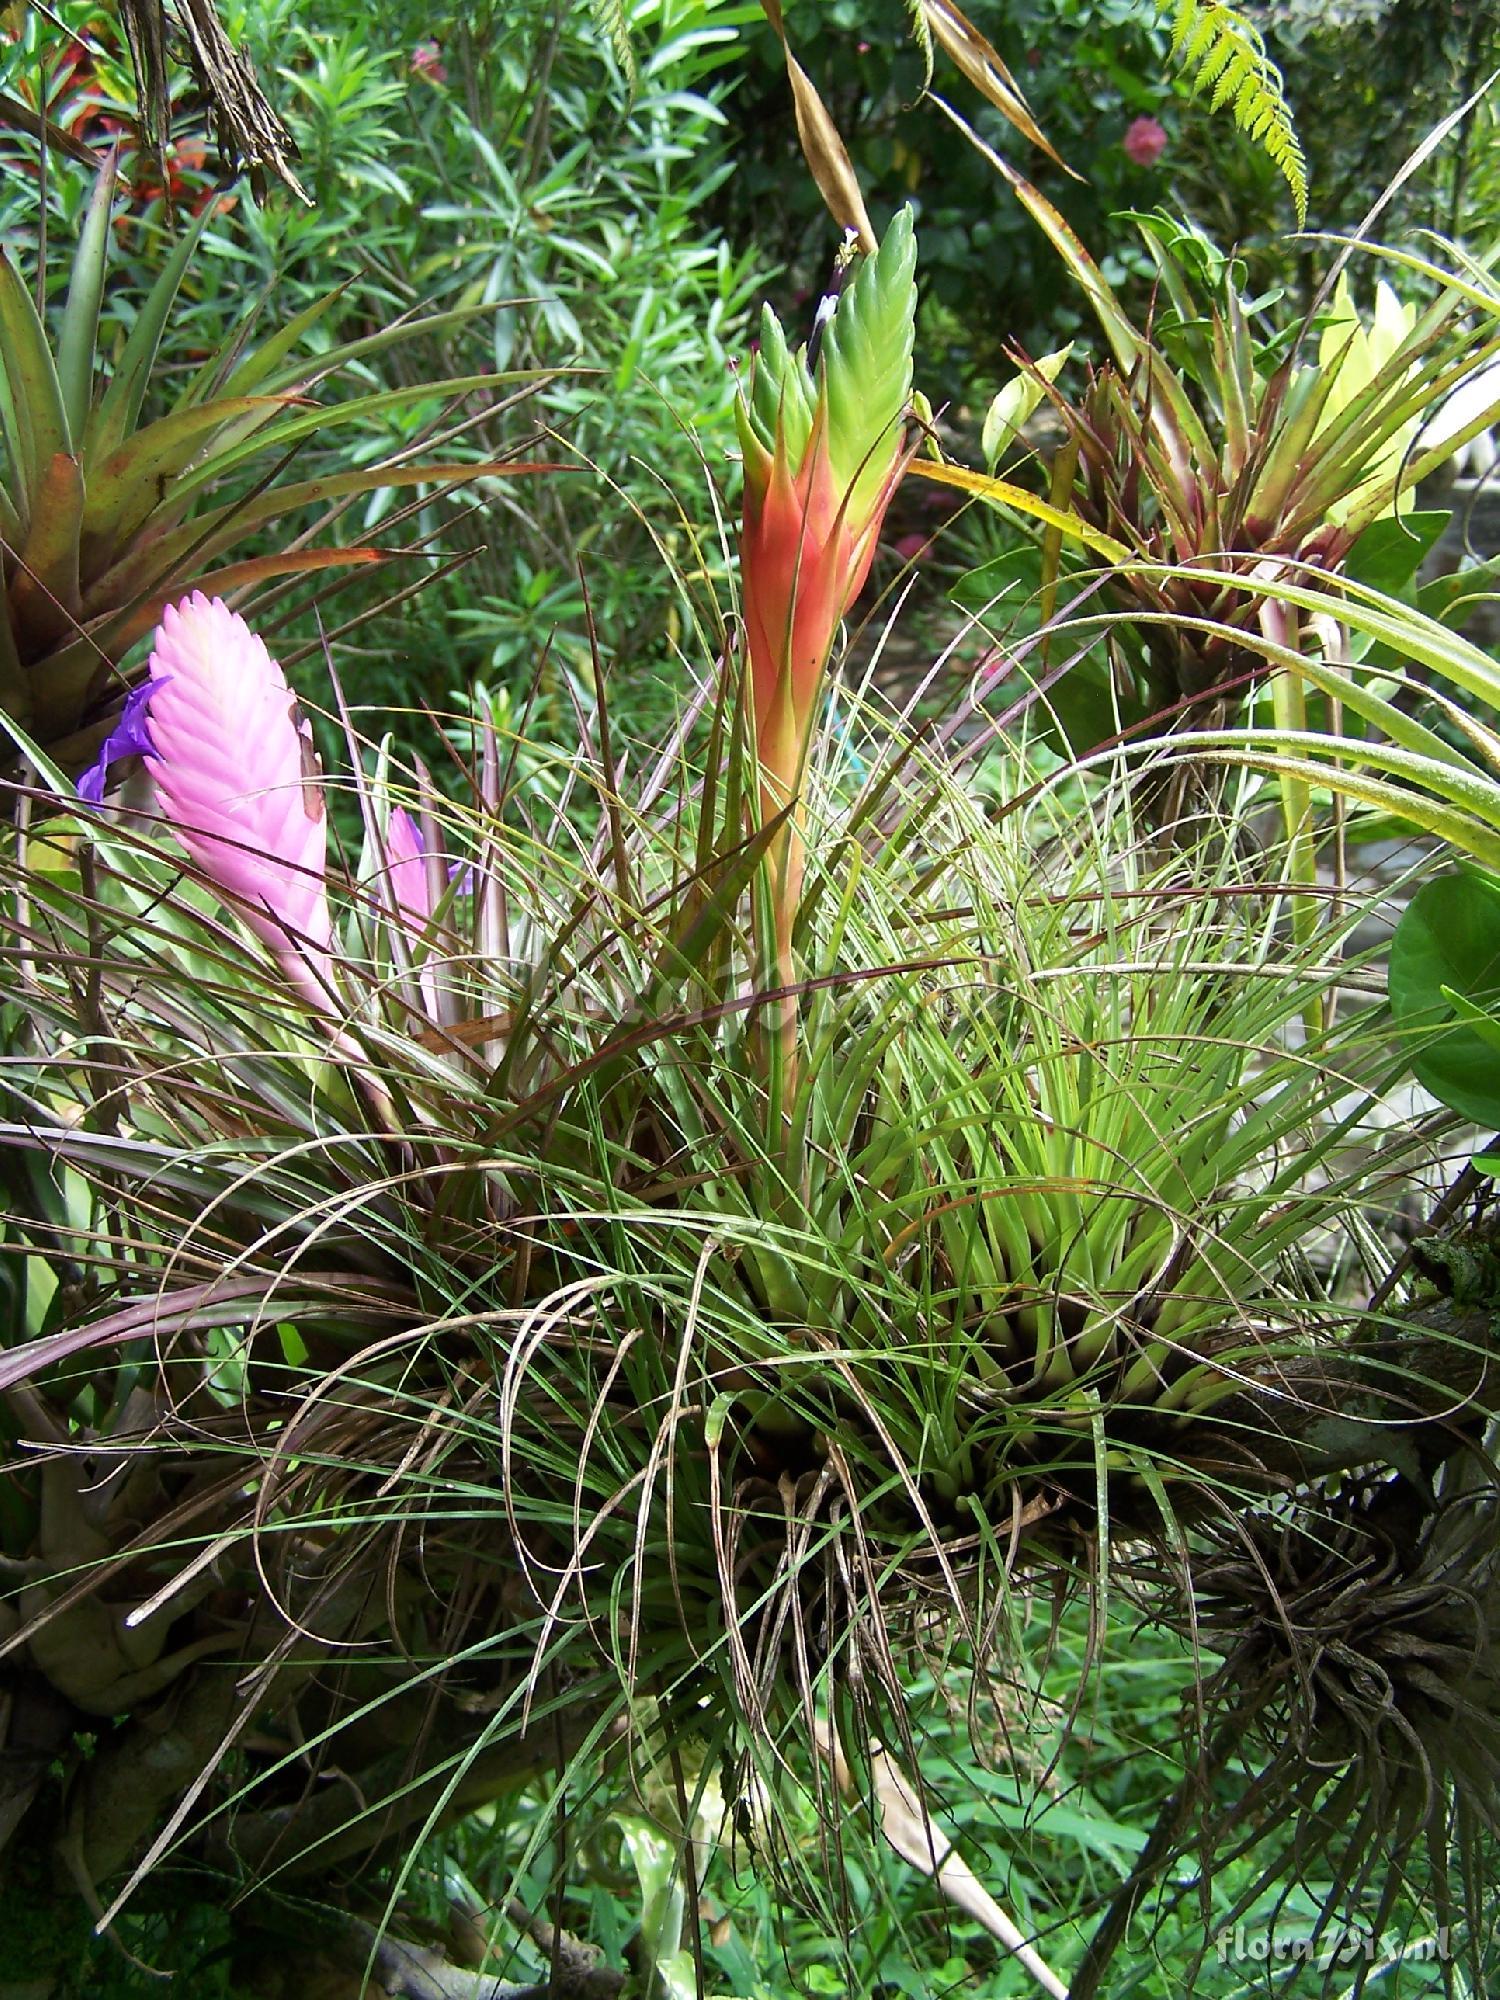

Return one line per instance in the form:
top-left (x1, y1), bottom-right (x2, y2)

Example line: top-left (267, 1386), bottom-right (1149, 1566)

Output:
top-left (1161, 0), bottom-right (1307, 219)
top-left (1, 569), bottom-right (1482, 1990)
top-left (0, 145), bottom-right (528, 773)
top-left (1168, 1), bottom-right (1500, 298)
top-left (1390, 870), bottom-right (1500, 1132)
top-left (941, 205), bottom-right (1500, 788)
top-left (1, 0), bottom-right (767, 733)
top-left (711, 0), bottom-right (1182, 372)
top-left (2, 12), bottom-right (1500, 1996)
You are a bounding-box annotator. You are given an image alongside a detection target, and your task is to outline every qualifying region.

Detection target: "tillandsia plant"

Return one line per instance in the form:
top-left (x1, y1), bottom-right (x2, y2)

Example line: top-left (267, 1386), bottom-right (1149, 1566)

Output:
top-left (921, 176), bottom-right (1500, 790)
top-left (1, 535), bottom-right (1491, 1990)
top-left (0, 146), bottom-right (542, 781)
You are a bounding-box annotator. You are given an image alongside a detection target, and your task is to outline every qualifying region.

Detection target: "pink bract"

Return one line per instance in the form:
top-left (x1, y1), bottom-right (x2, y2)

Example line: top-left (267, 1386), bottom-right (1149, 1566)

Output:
top-left (385, 806), bottom-right (433, 930)
top-left (145, 593), bottom-right (335, 1012)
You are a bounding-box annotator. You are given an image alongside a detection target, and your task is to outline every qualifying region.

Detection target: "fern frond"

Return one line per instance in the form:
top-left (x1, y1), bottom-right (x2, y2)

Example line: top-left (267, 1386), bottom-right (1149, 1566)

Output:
top-left (592, 0), bottom-right (637, 91)
top-left (903, 0), bottom-right (936, 91)
top-left (1161, 0), bottom-right (1308, 223)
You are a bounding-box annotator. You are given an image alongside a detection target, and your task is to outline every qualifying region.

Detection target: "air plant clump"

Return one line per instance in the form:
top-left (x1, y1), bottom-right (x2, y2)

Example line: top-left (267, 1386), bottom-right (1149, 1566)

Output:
top-left (1165, 1465), bottom-right (1500, 1992)
top-left (0, 546), bottom-right (1433, 1975)
top-left (1, 201), bottom-right (1497, 1991)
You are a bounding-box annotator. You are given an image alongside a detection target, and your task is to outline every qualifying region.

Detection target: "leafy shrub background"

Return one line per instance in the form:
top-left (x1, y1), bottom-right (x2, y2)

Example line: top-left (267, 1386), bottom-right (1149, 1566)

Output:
top-left (2, 0), bottom-right (766, 739)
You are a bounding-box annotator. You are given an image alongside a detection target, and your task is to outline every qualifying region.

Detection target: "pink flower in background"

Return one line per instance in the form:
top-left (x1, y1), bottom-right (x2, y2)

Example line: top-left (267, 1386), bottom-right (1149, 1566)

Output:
top-left (1123, 115), bottom-right (1168, 168)
top-left (385, 806), bottom-right (433, 931)
top-left (144, 593), bottom-right (335, 1013)
top-left (410, 40), bottom-right (447, 84)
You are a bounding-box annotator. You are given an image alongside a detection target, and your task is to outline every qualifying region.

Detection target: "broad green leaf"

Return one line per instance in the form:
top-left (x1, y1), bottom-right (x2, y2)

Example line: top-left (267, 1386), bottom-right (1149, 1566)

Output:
top-left (85, 198), bottom-right (217, 464)
top-left (1416, 551), bottom-right (1500, 627)
top-left (9, 452), bottom-right (84, 656)
top-left (1389, 872), bottom-right (1500, 1129)
top-left (981, 345), bottom-right (1070, 469)
top-left (1344, 510), bottom-right (1449, 599)
top-left (0, 247), bottom-right (72, 509)
top-left (56, 149), bottom-right (119, 444)
top-left (79, 396), bottom-right (291, 565)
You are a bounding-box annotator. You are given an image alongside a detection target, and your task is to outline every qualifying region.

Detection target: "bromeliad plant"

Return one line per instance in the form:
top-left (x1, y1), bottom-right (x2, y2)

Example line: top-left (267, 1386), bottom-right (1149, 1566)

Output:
top-left (924, 188), bottom-right (1500, 777)
top-left (0, 147), bottom-right (538, 780)
top-left (735, 206), bottom-right (915, 1075)
top-left (0, 210), bottom-right (1496, 1992)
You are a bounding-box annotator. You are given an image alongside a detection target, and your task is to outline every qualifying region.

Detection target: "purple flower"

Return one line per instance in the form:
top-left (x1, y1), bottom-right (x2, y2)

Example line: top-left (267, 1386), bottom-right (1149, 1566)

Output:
top-left (76, 680), bottom-right (165, 805)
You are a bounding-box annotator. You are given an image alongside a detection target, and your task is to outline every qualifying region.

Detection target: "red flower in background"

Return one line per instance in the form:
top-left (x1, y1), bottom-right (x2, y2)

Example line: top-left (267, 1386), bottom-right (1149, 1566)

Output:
top-left (1123, 115), bottom-right (1168, 167)
top-left (411, 40), bottom-right (447, 84)
top-left (123, 135), bottom-right (235, 222)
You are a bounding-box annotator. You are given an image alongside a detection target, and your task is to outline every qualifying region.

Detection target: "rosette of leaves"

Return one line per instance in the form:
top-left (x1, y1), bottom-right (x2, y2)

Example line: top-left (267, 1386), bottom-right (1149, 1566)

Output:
top-left (1116, 1460), bottom-right (1500, 1999)
top-left (929, 202), bottom-right (1500, 782)
top-left (1068, 1219), bottom-right (1500, 1999)
top-left (0, 148), bottom-right (532, 780)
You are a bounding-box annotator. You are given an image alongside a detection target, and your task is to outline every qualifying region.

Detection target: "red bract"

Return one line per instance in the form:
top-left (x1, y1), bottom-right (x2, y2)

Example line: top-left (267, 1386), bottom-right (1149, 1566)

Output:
top-left (734, 212), bottom-right (917, 1073)
top-left (740, 412), bottom-right (893, 825)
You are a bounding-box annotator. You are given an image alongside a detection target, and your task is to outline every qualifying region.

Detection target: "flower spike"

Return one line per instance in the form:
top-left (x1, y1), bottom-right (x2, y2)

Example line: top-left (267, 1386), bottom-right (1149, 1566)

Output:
top-left (385, 806), bottom-right (433, 932)
top-left (735, 209), bottom-right (917, 1066)
top-left (144, 593), bottom-right (335, 1012)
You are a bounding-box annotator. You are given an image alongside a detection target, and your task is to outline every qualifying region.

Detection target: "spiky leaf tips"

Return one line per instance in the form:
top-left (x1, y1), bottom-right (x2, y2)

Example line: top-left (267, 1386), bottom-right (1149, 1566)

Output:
top-left (1163, 0), bottom-right (1308, 221)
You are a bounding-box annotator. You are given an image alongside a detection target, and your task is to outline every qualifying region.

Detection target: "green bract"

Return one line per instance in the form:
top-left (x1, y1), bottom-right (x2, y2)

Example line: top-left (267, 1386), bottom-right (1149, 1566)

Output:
top-left (736, 206), bottom-right (916, 510)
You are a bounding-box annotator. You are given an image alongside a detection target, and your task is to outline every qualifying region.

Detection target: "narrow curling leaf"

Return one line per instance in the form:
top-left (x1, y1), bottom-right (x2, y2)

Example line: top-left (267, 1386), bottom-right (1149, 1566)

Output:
top-left (144, 593), bottom-right (335, 1012)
